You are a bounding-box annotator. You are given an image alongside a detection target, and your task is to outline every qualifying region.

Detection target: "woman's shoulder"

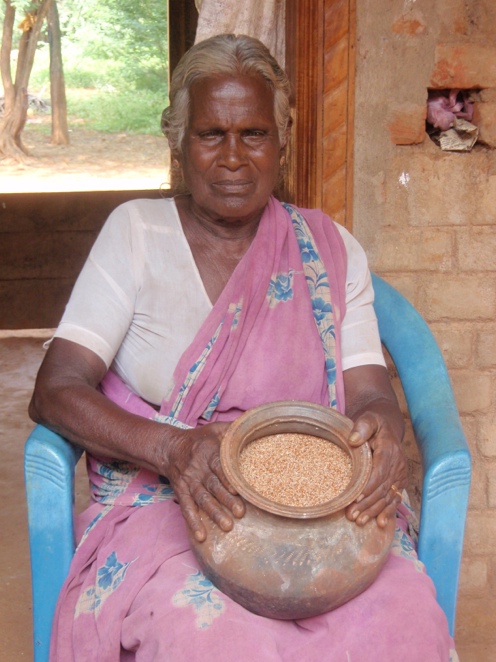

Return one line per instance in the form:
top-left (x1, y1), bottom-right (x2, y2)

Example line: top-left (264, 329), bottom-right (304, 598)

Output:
top-left (284, 201), bottom-right (368, 276)
top-left (106, 197), bottom-right (177, 226)
top-left (301, 205), bottom-right (364, 255)
top-left (89, 198), bottom-right (182, 263)
top-left (99, 197), bottom-right (181, 242)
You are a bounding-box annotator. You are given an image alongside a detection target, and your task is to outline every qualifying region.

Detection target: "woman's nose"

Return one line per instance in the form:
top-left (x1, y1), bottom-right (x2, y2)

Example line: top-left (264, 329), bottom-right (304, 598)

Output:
top-left (219, 134), bottom-right (246, 168)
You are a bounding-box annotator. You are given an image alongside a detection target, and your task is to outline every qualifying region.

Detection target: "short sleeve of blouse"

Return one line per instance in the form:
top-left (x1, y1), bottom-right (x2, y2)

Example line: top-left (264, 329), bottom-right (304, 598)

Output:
top-left (53, 203), bottom-right (140, 368)
top-left (335, 224), bottom-right (386, 370)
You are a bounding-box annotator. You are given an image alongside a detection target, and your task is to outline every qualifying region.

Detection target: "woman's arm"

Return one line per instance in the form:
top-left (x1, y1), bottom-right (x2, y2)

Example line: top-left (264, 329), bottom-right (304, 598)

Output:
top-left (343, 364), bottom-right (408, 528)
top-left (29, 337), bottom-right (244, 541)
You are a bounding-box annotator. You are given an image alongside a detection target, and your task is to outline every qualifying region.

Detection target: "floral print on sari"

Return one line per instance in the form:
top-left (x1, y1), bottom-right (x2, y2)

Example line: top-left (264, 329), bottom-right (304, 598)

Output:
top-left (75, 552), bottom-right (136, 618)
top-left (267, 270), bottom-right (295, 307)
top-left (168, 318), bottom-right (226, 420)
top-left (90, 460), bottom-right (140, 503)
top-left (172, 569), bottom-right (226, 629)
top-left (284, 203), bottom-right (338, 408)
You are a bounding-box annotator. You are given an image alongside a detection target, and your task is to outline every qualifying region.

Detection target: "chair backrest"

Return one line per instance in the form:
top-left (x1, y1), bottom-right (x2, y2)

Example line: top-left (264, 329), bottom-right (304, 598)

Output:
top-left (24, 274), bottom-right (471, 661)
top-left (371, 273), bottom-right (471, 635)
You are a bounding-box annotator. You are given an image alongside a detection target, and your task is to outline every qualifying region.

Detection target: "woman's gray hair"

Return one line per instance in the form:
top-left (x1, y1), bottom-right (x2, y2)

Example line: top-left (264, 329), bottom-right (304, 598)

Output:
top-left (161, 33), bottom-right (292, 154)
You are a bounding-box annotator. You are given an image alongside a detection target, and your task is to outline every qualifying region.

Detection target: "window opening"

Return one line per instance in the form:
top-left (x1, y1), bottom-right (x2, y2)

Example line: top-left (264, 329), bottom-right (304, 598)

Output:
top-left (0, 0), bottom-right (192, 193)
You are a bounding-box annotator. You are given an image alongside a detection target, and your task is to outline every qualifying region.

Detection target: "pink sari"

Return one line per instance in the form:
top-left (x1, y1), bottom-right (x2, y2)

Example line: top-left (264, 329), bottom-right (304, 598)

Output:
top-left (50, 198), bottom-right (456, 661)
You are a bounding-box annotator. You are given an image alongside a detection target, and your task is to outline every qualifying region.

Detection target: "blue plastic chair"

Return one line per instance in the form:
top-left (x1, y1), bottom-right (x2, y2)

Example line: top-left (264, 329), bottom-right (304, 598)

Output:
top-left (24, 273), bottom-right (471, 661)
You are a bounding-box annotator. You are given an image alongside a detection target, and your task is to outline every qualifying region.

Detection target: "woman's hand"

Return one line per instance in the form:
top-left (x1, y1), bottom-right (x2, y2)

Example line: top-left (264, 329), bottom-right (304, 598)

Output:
top-left (30, 338), bottom-right (245, 543)
top-left (163, 423), bottom-right (246, 542)
top-left (344, 411), bottom-right (408, 527)
top-left (343, 364), bottom-right (408, 528)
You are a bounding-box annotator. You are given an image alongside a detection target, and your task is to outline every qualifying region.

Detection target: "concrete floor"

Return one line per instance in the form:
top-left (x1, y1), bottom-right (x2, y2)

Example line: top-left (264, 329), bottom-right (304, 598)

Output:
top-left (0, 333), bottom-right (89, 660)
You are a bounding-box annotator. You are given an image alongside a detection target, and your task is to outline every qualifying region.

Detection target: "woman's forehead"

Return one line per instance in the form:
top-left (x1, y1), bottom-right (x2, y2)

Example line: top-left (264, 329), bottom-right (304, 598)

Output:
top-left (188, 74), bottom-right (276, 125)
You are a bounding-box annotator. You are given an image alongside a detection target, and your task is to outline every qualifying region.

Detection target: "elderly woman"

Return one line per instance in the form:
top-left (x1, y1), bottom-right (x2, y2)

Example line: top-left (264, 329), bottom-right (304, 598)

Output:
top-left (30, 34), bottom-right (455, 661)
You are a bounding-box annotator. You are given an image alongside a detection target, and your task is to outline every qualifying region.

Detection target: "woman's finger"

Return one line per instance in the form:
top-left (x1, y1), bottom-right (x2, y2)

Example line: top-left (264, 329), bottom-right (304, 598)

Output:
top-left (208, 449), bottom-right (240, 496)
top-left (204, 472), bottom-right (245, 517)
top-left (347, 480), bottom-right (402, 524)
top-left (376, 499), bottom-right (400, 528)
top-left (189, 478), bottom-right (235, 532)
top-left (348, 415), bottom-right (378, 447)
top-left (175, 486), bottom-right (208, 542)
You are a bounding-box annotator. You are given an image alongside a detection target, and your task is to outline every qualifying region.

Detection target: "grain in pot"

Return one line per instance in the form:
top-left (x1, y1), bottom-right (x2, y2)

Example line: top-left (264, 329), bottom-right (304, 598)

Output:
top-left (239, 432), bottom-right (352, 507)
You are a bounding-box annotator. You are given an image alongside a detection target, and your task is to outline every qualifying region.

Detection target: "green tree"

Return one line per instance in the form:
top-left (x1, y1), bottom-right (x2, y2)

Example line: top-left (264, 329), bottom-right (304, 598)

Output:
top-left (57, 0), bottom-right (168, 91)
top-left (0, 0), bottom-right (168, 157)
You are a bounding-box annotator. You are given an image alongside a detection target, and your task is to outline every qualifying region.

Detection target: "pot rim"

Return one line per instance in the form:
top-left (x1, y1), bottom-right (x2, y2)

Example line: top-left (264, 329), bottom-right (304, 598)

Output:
top-left (220, 400), bottom-right (372, 519)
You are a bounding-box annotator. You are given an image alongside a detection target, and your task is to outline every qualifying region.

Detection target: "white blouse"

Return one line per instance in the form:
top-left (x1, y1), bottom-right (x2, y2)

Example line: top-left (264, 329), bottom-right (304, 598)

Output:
top-left (53, 199), bottom-right (385, 406)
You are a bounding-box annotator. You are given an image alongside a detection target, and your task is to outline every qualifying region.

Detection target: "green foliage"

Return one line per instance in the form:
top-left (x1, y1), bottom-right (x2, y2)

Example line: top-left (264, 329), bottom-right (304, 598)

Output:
top-left (66, 88), bottom-right (165, 135)
top-left (54, 0), bottom-right (169, 91)
top-left (2, 0), bottom-right (169, 134)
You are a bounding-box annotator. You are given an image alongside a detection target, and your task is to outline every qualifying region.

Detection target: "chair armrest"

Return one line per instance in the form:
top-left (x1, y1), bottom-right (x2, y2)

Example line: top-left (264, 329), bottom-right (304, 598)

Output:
top-left (371, 273), bottom-right (471, 636)
top-left (24, 424), bottom-right (83, 662)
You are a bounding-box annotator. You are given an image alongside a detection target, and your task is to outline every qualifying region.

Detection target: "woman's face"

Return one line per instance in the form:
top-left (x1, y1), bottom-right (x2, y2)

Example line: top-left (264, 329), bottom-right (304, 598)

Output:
top-left (179, 74), bottom-right (284, 225)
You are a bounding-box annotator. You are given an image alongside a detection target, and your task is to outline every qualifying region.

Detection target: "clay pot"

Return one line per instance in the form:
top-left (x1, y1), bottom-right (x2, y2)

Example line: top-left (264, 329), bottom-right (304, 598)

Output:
top-left (189, 401), bottom-right (395, 620)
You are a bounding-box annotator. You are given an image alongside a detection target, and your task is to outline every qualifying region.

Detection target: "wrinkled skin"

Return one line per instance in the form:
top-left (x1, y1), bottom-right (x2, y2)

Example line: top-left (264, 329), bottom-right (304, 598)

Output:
top-left (343, 364), bottom-right (407, 529)
top-left (345, 413), bottom-right (408, 527)
top-left (166, 422), bottom-right (245, 542)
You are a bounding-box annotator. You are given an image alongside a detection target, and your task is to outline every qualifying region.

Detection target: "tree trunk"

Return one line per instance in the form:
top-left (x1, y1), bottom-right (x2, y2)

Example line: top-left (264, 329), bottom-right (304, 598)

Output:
top-left (0, 0), bottom-right (54, 160)
top-left (1, 2), bottom-right (16, 110)
top-left (0, 1), bottom-right (19, 156)
top-left (48, 0), bottom-right (69, 145)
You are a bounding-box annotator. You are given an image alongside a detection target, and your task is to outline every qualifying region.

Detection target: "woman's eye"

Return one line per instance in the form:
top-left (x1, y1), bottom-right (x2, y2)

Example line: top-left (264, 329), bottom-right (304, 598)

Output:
top-left (199, 130), bottom-right (222, 140)
top-left (242, 130), bottom-right (268, 145)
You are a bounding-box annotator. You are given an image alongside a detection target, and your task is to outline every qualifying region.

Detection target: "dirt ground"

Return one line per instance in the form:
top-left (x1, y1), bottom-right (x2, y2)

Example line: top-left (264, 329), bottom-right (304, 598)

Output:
top-left (0, 122), bottom-right (171, 193)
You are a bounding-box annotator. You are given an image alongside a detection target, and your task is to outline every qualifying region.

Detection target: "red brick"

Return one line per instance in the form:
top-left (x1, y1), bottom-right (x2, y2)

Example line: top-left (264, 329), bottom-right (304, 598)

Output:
top-left (456, 226), bottom-right (496, 271)
top-left (457, 594), bottom-right (496, 646)
top-left (455, 643), bottom-right (496, 662)
top-left (473, 102), bottom-right (496, 148)
top-left (451, 370), bottom-right (493, 414)
top-left (429, 322), bottom-right (473, 369)
top-left (373, 229), bottom-right (453, 272)
top-left (387, 103), bottom-right (426, 145)
top-left (467, 460), bottom-right (488, 510)
top-left (479, 413), bottom-right (496, 458)
top-left (423, 275), bottom-right (496, 320)
top-left (481, 175), bottom-right (496, 225)
top-left (391, 16), bottom-right (426, 36)
top-left (459, 557), bottom-right (489, 593)
top-left (476, 327), bottom-right (496, 369)
top-left (464, 513), bottom-right (496, 557)
top-left (430, 43), bottom-right (496, 88)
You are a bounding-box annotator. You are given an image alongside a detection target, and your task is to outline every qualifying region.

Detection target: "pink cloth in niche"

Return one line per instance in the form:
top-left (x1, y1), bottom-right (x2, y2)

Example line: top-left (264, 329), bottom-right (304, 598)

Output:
top-left (49, 198), bottom-right (456, 661)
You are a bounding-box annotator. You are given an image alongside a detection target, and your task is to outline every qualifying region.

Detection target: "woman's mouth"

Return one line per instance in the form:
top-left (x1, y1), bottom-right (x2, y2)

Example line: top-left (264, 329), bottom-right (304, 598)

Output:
top-left (212, 179), bottom-right (253, 193)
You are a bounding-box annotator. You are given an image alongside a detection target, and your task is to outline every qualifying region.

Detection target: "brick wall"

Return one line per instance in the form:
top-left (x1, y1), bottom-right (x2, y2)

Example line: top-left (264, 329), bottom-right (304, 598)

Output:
top-left (352, 2), bottom-right (496, 659)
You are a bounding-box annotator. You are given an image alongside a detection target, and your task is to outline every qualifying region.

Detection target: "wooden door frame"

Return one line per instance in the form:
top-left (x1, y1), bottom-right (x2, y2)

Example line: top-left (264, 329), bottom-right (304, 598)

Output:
top-left (285, 0), bottom-right (355, 230)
